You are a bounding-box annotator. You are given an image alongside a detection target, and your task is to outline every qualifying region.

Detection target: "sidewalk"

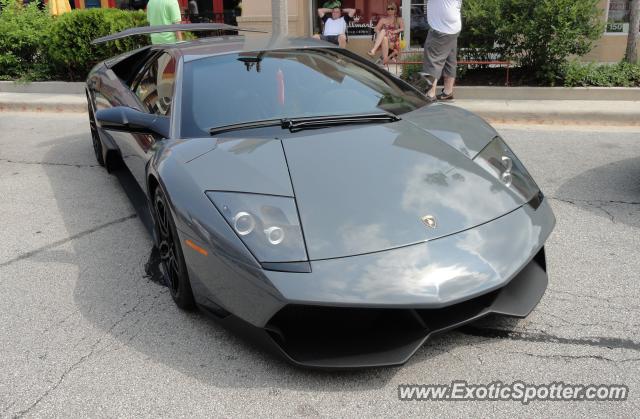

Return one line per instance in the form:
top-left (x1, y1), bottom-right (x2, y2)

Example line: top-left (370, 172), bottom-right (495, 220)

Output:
top-left (455, 99), bottom-right (640, 126)
top-left (0, 93), bottom-right (86, 113)
top-left (1, 92), bottom-right (640, 126)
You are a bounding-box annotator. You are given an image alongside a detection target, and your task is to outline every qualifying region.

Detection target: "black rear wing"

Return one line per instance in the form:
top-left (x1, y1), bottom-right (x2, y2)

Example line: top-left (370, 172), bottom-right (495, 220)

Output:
top-left (91, 23), bottom-right (267, 45)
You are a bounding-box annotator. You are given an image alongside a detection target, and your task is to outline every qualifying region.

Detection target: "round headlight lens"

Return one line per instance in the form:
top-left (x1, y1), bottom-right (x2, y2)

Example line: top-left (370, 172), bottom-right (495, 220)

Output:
top-left (264, 226), bottom-right (285, 245)
top-left (500, 155), bottom-right (513, 186)
top-left (501, 156), bottom-right (513, 172)
top-left (501, 172), bottom-right (513, 187)
top-left (233, 211), bottom-right (255, 236)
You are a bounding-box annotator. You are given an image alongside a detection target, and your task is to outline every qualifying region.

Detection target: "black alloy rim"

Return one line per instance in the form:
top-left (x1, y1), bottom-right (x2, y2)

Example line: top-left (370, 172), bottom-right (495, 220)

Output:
top-left (154, 193), bottom-right (180, 294)
top-left (88, 106), bottom-right (101, 159)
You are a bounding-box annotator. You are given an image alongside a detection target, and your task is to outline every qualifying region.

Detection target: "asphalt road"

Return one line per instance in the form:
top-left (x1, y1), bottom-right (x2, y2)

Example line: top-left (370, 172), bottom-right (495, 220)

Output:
top-left (0, 113), bottom-right (639, 417)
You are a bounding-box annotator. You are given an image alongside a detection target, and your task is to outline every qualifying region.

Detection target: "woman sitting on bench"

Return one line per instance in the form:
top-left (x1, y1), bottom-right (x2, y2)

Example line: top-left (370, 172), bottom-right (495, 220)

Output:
top-left (367, 2), bottom-right (404, 65)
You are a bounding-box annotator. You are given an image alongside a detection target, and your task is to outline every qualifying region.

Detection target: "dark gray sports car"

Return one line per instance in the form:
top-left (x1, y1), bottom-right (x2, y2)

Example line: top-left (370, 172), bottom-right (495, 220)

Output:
top-left (86, 24), bottom-right (555, 369)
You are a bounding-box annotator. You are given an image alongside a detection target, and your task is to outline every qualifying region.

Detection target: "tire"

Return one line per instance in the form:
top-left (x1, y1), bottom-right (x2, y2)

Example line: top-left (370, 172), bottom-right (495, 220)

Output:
top-left (153, 187), bottom-right (196, 310)
top-left (88, 103), bottom-right (105, 167)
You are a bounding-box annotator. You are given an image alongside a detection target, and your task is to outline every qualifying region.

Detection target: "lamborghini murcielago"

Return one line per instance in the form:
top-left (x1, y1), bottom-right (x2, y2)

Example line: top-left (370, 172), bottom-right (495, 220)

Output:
top-left (85, 24), bottom-right (555, 368)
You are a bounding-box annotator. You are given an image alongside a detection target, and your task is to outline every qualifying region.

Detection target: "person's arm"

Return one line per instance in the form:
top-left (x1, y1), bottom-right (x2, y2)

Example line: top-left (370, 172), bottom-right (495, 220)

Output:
top-left (396, 17), bottom-right (405, 33)
top-left (170, 0), bottom-right (182, 41)
top-left (317, 7), bottom-right (331, 18)
top-left (374, 18), bottom-right (385, 33)
top-left (343, 8), bottom-right (356, 18)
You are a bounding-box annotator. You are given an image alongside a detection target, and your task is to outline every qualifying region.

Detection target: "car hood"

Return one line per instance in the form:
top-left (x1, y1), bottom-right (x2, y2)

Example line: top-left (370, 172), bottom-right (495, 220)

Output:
top-left (402, 103), bottom-right (501, 159)
top-left (282, 114), bottom-right (524, 261)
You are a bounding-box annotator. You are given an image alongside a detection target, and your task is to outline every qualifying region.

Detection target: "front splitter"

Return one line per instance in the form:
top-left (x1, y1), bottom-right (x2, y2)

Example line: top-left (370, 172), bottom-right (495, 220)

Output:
top-left (203, 250), bottom-right (548, 369)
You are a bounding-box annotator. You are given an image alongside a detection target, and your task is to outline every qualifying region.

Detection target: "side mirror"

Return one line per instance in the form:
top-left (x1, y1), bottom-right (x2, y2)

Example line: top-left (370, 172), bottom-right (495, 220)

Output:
top-left (96, 106), bottom-right (170, 138)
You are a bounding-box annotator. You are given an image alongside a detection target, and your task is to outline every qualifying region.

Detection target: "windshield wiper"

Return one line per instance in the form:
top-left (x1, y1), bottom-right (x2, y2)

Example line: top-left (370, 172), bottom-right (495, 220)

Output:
top-left (282, 113), bottom-right (401, 132)
top-left (209, 113), bottom-right (400, 136)
top-left (209, 119), bottom-right (283, 136)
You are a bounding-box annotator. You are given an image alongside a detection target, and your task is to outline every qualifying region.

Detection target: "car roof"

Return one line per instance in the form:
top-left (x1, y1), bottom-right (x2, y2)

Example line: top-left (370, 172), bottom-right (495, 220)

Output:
top-left (158, 35), bottom-right (339, 62)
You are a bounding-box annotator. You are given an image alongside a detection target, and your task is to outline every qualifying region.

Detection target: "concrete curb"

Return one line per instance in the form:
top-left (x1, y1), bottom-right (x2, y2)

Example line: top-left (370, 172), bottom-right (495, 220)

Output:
top-left (2, 81), bottom-right (640, 100)
top-left (0, 93), bottom-right (86, 113)
top-left (2, 93), bottom-right (639, 126)
top-left (455, 86), bottom-right (640, 101)
top-left (0, 81), bottom-right (85, 95)
top-left (454, 100), bottom-right (640, 126)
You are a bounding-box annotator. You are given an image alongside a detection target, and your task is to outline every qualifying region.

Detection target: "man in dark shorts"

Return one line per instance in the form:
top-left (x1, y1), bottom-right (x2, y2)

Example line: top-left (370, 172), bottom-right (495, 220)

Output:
top-left (312, 2), bottom-right (356, 48)
top-left (421, 0), bottom-right (462, 101)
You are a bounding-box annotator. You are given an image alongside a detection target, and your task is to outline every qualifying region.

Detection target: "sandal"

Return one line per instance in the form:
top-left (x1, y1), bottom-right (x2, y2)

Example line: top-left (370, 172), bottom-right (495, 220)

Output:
top-left (367, 50), bottom-right (376, 57)
top-left (437, 90), bottom-right (455, 101)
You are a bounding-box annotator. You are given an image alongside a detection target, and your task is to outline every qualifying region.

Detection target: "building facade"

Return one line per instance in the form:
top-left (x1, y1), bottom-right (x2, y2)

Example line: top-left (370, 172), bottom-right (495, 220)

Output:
top-left (237, 0), bottom-right (640, 63)
top-left (67, 0), bottom-right (237, 26)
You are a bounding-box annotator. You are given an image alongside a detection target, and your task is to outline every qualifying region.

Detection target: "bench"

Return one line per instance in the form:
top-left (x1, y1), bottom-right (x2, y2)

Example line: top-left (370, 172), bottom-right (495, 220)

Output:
top-left (387, 51), bottom-right (512, 86)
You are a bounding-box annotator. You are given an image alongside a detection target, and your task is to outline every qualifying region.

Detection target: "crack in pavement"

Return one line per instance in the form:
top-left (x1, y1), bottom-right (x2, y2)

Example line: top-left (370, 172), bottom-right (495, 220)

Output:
top-left (550, 196), bottom-right (640, 206)
top-left (546, 289), bottom-right (640, 312)
top-left (103, 289), bottom-right (169, 352)
top-left (40, 310), bottom-right (78, 336)
top-left (505, 351), bottom-right (640, 364)
top-left (0, 157), bottom-right (100, 169)
top-left (13, 293), bottom-right (150, 418)
top-left (590, 203), bottom-right (616, 223)
top-left (459, 327), bottom-right (640, 352)
top-left (2, 400), bottom-right (17, 416)
top-left (0, 214), bottom-right (137, 269)
top-left (549, 196), bottom-right (640, 224)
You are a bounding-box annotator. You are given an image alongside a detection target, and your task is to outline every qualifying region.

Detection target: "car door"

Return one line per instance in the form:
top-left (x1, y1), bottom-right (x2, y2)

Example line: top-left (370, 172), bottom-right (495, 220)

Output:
top-left (120, 51), bottom-right (178, 189)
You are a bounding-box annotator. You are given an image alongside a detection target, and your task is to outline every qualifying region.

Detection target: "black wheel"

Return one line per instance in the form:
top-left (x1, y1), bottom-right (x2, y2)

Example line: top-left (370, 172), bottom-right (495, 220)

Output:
top-left (88, 103), bottom-right (105, 167)
top-left (153, 187), bottom-right (196, 310)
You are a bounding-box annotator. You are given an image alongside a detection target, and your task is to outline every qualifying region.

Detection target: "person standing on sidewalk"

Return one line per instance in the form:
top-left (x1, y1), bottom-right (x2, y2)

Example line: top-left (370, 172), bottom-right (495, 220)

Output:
top-left (147, 0), bottom-right (183, 45)
top-left (421, 0), bottom-right (462, 101)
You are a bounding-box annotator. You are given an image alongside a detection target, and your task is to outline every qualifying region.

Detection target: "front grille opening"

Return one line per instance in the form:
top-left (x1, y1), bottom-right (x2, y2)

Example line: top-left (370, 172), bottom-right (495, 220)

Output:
top-left (534, 247), bottom-right (547, 272)
top-left (265, 253), bottom-right (546, 367)
top-left (416, 290), bottom-right (499, 331)
top-left (266, 306), bottom-right (428, 364)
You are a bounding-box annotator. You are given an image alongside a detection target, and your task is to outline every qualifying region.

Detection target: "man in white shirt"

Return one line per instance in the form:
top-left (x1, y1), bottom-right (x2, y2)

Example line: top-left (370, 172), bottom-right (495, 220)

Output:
top-left (312, 3), bottom-right (357, 49)
top-left (421, 0), bottom-right (463, 101)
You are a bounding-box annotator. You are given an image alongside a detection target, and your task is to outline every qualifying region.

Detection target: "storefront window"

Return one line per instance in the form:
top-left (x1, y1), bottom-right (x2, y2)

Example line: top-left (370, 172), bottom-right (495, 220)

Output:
top-left (607, 0), bottom-right (630, 33)
top-left (113, 0), bottom-right (149, 10)
top-left (410, 1), bottom-right (428, 47)
top-left (312, 0), bottom-right (404, 37)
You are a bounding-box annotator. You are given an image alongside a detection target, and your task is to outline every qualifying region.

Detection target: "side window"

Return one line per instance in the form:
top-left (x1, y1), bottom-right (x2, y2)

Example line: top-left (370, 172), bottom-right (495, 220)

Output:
top-left (135, 53), bottom-right (177, 116)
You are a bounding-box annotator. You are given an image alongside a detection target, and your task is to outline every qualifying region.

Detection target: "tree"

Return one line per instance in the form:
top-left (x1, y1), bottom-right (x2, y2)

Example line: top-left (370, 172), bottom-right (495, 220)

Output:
top-left (461, 0), bottom-right (603, 82)
top-left (626, 0), bottom-right (640, 63)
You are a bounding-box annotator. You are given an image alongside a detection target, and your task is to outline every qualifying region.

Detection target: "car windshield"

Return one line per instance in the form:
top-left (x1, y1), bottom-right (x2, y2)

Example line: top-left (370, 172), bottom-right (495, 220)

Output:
top-left (181, 48), bottom-right (428, 137)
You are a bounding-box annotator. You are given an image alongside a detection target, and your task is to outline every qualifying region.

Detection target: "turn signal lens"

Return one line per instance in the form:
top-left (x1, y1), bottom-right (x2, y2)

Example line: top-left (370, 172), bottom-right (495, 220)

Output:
top-left (185, 239), bottom-right (208, 256)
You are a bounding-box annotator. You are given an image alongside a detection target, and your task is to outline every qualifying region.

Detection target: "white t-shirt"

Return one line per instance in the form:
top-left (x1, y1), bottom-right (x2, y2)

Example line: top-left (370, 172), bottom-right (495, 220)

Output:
top-left (427, 0), bottom-right (463, 35)
top-left (323, 16), bottom-right (349, 36)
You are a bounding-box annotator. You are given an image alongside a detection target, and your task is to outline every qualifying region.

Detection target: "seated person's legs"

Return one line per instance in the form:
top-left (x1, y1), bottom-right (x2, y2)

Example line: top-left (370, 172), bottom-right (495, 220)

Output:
top-left (387, 39), bottom-right (401, 63)
top-left (320, 35), bottom-right (340, 45)
top-left (381, 36), bottom-right (390, 64)
top-left (387, 48), bottom-right (399, 62)
top-left (338, 34), bottom-right (347, 48)
top-left (368, 29), bottom-right (387, 56)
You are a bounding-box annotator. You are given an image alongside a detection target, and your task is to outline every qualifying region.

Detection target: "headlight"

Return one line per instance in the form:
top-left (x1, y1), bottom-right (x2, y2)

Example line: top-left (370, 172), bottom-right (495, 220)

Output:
top-left (473, 136), bottom-right (540, 202)
top-left (206, 191), bottom-right (308, 263)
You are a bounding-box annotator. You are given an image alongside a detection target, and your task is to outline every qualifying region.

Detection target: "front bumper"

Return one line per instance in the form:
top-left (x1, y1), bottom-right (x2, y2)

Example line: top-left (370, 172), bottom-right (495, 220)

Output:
top-left (186, 198), bottom-right (555, 369)
top-left (213, 248), bottom-right (548, 369)
top-left (266, 198), bottom-right (555, 309)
